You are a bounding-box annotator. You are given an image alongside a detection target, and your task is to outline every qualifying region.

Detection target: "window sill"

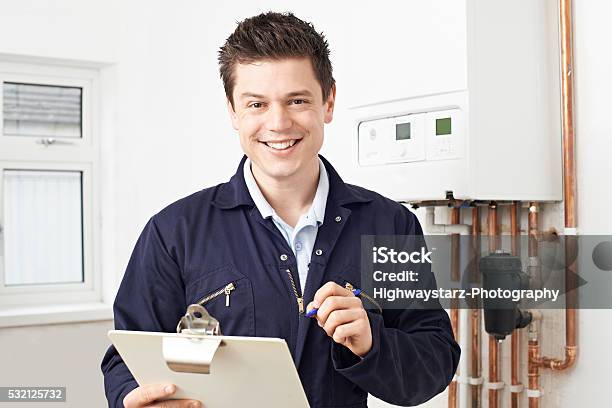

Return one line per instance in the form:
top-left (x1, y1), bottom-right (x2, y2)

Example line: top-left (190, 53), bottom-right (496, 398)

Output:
top-left (0, 302), bottom-right (113, 328)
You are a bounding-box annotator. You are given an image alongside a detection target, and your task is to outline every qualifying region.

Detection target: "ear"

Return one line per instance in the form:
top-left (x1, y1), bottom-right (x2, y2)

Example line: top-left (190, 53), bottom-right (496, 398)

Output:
top-left (323, 84), bottom-right (336, 124)
top-left (226, 98), bottom-right (239, 130)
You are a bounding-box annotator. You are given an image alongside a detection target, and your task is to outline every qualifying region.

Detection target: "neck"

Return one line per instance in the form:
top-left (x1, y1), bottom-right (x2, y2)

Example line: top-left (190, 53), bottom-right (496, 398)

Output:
top-left (251, 158), bottom-right (320, 227)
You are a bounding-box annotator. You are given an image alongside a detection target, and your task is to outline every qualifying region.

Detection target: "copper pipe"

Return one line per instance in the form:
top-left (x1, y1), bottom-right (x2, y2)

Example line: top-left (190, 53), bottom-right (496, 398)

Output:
top-left (526, 203), bottom-right (541, 408)
top-left (511, 331), bottom-right (520, 408)
top-left (537, 0), bottom-right (578, 373)
top-left (487, 203), bottom-right (500, 253)
top-left (560, 0), bottom-right (576, 229)
top-left (449, 293), bottom-right (459, 408)
top-left (527, 4), bottom-right (579, 407)
top-left (528, 203), bottom-right (541, 289)
top-left (448, 382), bottom-right (458, 408)
top-left (528, 204), bottom-right (538, 253)
top-left (528, 339), bottom-right (541, 408)
top-left (451, 208), bottom-right (461, 281)
top-left (510, 202), bottom-right (521, 408)
top-left (488, 336), bottom-right (499, 408)
top-left (451, 207), bottom-right (461, 224)
top-left (449, 307), bottom-right (458, 408)
top-left (470, 309), bottom-right (480, 408)
top-left (471, 207), bottom-right (481, 283)
top-left (448, 207), bottom-right (460, 408)
top-left (470, 207), bottom-right (481, 408)
top-left (487, 204), bottom-right (499, 408)
top-left (510, 202), bottom-right (520, 256)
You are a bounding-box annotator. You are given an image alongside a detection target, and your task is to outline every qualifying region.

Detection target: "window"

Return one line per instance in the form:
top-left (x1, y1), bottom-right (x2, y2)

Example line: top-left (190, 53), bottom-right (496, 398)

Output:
top-left (0, 60), bottom-right (103, 317)
top-left (3, 82), bottom-right (83, 138)
top-left (3, 169), bottom-right (84, 286)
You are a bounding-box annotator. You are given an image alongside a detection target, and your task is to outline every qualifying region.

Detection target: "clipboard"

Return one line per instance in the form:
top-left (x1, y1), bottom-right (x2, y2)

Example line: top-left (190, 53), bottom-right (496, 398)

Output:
top-left (108, 305), bottom-right (310, 408)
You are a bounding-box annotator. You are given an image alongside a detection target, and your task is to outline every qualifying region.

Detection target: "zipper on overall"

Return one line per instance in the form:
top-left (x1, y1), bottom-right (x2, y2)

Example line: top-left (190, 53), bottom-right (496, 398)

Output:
top-left (197, 282), bottom-right (236, 307)
top-left (285, 268), bottom-right (304, 314)
top-left (345, 281), bottom-right (383, 314)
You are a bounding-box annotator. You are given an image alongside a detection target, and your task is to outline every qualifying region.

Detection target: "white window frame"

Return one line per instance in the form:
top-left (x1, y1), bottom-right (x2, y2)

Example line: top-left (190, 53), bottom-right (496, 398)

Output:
top-left (0, 59), bottom-right (111, 327)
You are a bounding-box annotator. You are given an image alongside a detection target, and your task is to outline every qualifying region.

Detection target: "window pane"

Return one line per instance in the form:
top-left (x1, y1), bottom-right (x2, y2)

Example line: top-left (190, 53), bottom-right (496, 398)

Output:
top-left (3, 82), bottom-right (82, 138)
top-left (3, 170), bottom-right (84, 286)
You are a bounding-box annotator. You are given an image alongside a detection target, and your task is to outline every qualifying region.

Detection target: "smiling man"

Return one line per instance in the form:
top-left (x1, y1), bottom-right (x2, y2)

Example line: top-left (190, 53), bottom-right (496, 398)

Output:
top-left (228, 57), bottom-right (331, 227)
top-left (102, 12), bottom-right (460, 408)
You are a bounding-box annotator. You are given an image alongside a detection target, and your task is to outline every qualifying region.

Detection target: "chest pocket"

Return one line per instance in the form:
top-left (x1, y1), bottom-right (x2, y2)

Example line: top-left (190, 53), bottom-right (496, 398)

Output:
top-left (185, 265), bottom-right (255, 336)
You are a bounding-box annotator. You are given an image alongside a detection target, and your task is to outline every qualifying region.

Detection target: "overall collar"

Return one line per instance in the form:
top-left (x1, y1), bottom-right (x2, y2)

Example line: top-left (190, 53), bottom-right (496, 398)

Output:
top-left (212, 155), bottom-right (373, 210)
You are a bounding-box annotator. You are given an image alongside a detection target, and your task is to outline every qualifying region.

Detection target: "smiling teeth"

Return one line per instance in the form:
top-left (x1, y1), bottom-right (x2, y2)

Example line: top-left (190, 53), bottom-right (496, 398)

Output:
top-left (265, 140), bottom-right (296, 150)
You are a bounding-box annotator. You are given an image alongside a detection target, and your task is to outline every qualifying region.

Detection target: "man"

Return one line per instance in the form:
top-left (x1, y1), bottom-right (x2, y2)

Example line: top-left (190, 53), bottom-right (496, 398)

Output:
top-left (102, 12), bottom-right (460, 408)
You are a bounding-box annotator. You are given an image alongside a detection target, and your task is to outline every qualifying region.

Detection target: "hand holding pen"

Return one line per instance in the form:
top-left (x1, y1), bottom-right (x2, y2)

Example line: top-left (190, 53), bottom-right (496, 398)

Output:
top-left (305, 282), bottom-right (372, 358)
top-left (305, 287), bottom-right (361, 317)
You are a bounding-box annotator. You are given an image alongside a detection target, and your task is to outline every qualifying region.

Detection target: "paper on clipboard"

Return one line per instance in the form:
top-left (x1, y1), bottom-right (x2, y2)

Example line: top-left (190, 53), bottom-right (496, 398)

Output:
top-left (108, 330), bottom-right (310, 408)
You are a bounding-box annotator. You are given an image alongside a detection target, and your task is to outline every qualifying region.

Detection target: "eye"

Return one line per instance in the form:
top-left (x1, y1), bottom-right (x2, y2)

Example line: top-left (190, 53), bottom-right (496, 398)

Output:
top-left (290, 99), bottom-right (307, 105)
top-left (248, 102), bottom-right (264, 109)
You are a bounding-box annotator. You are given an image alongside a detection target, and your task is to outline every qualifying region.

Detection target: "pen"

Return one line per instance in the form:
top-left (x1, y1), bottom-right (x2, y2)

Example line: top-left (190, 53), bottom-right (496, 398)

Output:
top-left (305, 288), bottom-right (362, 317)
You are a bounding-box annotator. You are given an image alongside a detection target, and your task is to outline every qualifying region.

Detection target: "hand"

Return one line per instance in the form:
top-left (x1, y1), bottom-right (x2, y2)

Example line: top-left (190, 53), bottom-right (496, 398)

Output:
top-left (123, 383), bottom-right (202, 408)
top-left (307, 281), bottom-right (373, 357)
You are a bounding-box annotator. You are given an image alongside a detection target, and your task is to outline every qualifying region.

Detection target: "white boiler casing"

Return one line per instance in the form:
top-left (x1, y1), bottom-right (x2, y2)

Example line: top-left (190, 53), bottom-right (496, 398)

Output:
top-left (330, 0), bottom-right (562, 202)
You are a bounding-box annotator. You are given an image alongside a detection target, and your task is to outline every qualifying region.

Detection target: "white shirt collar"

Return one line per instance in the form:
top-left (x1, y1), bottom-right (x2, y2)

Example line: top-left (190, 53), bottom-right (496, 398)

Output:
top-left (243, 157), bottom-right (329, 226)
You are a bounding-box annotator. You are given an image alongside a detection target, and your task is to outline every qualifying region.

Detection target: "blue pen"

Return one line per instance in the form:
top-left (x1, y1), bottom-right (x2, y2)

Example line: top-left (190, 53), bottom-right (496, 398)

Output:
top-left (305, 288), bottom-right (362, 317)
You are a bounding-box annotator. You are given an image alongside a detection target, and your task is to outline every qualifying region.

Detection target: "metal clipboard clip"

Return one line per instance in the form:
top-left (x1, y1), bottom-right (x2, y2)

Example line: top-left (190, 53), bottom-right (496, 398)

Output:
top-left (176, 304), bottom-right (222, 336)
top-left (162, 304), bottom-right (225, 374)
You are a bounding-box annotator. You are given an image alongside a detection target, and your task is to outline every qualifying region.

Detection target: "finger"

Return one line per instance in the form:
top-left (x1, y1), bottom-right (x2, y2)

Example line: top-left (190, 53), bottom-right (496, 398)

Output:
top-left (313, 281), bottom-right (352, 308)
top-left (124, 383), bottom-right (177, 407)
top-left (315, 296), bottom-right (362, 326)
top-left (305, 300), bottom-right (317, 315)
top-left (331, 320), bottom-right (365, 345)
top-left (322, 308), bottom-right (366, 337)
top-left (148, 399), bottom-right (203, 408)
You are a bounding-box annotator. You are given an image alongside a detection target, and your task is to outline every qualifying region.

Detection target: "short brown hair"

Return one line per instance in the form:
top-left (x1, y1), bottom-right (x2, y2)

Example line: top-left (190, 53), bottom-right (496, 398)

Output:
top-left (218, 12), bottom-right (335, 108)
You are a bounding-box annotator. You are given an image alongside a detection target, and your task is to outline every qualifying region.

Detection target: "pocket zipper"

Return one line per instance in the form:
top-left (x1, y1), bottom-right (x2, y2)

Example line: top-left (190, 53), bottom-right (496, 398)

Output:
top-left (285, 269), bottom-right (304, 314)
top-left (345, 281), bottom-right (383, 314)
top-left (197, 282), bottom-right (236, 307)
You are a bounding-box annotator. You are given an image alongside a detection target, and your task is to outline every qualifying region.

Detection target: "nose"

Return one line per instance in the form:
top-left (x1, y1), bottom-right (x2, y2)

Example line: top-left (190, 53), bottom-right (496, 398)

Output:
top-left (265, 103), bottom-right (293, 132)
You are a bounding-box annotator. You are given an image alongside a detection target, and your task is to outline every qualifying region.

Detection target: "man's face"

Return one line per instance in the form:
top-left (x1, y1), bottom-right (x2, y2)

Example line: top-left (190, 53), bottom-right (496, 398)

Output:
top-left (227, 57), bottom-right (335, 181)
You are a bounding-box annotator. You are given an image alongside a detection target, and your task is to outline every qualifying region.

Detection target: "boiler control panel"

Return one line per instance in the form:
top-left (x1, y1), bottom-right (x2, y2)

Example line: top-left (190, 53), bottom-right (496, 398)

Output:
top-left (358, 108), bottom-right (462, 166)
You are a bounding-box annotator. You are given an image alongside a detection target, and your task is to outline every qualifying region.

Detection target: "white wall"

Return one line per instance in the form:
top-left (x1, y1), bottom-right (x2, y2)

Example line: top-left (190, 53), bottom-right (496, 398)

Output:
top-left (0, 1), bottom-right (119, 406)
top-left (0, 1), bottom-right (610, 407)
top-left (0, 320), bottom-right (114, 407)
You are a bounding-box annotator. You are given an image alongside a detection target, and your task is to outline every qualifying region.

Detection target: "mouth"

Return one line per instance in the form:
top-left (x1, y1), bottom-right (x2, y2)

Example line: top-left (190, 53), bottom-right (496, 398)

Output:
top-left (259, 139), bottom-right (302, 152)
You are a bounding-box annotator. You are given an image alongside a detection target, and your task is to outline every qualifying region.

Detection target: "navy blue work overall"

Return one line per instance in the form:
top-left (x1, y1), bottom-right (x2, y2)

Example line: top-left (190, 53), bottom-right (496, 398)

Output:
top-left (101, 156), bottom-right (460, 407)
